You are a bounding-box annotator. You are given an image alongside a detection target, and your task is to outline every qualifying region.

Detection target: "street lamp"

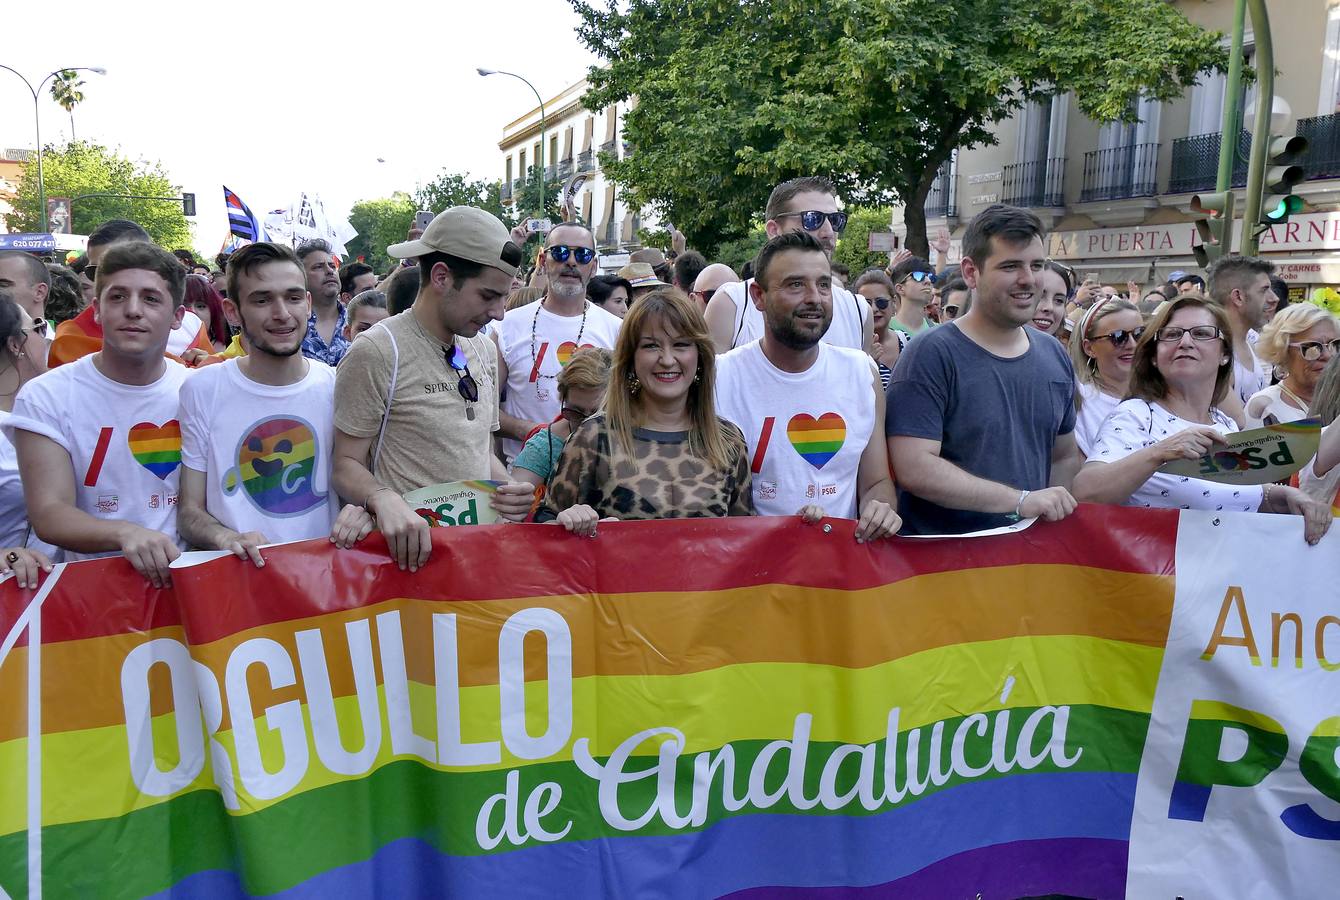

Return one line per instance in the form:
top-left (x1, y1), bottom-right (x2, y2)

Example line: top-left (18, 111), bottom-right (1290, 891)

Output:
top-left (478, 67), bottom-right (546, 216)
top-left (0, 64), bottom-right (107, 232)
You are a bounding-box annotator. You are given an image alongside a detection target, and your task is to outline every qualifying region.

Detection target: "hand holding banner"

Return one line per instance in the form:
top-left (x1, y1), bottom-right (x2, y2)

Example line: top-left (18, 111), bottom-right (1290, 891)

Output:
top-left (1157, 418), bottom-right (1321, 484)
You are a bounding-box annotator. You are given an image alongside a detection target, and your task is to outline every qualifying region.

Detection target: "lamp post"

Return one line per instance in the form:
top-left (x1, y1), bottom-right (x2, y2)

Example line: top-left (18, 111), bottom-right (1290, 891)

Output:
top-left (478, 67), bottom-right (546, 216)
top-left (0, 64), bottom-right (107, 233)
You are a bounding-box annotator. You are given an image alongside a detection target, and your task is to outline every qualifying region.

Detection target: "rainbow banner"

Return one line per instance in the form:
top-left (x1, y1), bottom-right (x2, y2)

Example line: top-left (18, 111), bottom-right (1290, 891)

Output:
top-left (2, 506), bottom-right (1336, 897)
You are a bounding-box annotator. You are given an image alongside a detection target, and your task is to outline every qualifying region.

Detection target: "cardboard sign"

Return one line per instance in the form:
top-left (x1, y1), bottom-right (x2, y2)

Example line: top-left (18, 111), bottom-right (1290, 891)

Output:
top-left (1157, 418), bottom-right (1322, 485)
top-left (403, 479), bottom-right (501, 526)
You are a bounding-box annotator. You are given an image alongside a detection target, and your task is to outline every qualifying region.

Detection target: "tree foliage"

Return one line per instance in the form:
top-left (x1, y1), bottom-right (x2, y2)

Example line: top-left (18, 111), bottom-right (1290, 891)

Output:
top-left (833, 207), bottom-right (895, 277)
top-left (345, 194), bottom-right (416, 271)
top-left (571, 0), bottom-right (1228, 258)
top-left (49, 70), bottom-right (87, 141)
top-left (4, 141), bottom-right (192, 248)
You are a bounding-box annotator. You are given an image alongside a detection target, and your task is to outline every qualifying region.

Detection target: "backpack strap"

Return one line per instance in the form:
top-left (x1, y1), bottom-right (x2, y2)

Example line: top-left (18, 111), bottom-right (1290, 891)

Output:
top-left (370, 322), bottom-right (400, 479)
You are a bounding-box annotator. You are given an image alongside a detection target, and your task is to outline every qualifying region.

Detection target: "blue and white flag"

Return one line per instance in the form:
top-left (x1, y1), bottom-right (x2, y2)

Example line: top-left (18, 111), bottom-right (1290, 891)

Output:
top-left (223, 186), bottom-right (267, 243)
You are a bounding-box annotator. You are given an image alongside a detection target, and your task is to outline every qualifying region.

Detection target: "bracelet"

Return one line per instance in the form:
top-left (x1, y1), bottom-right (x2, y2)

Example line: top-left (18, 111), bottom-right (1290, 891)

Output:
top-left (1261, 483), bottom-right (1273, 510)
top-left (364, 486), bottom-right (394, 512)
top-left (1012, 490), bottom-right (1031, 520)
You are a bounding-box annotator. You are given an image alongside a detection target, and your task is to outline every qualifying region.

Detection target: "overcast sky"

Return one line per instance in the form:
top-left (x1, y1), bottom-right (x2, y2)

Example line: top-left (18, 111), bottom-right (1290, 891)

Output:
top-left (0, 0), bottom-right (602, 255)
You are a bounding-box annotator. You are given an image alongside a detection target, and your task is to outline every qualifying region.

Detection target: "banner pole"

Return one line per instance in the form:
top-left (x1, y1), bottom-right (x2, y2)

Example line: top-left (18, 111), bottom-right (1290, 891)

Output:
top-left (26, 583), bottom-right (41, 900)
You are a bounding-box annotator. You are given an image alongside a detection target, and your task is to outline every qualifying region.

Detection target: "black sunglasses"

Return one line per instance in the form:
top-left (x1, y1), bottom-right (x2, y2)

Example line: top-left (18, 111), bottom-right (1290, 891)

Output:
top-left (777, 210), bottom-right (849, 233)
top-left (545, 245), bottom-right (596, 264)
top-left (1089, 326), bottom-right (1146, 347)
top-left (867, 295), bottom-right (892, 310)
top-left (83, 265), bottom-right (97, 280)
top-left (445, 345), bottom-right (479, 403)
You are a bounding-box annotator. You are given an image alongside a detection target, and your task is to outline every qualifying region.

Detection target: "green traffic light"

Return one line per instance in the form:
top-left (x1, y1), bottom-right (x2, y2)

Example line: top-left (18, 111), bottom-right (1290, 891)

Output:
top-left (1264, 195), bottom-right (1305, 223)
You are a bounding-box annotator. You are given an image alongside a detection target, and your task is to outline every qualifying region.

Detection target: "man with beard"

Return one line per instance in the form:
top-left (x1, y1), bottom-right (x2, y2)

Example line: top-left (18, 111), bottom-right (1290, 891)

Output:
top-left (297, 238), bottom-right (350, 365)
top-left (177, 242), bottom-right (373, 565)
top-left (714, 231), bottom-right (899, 541)
top-left (493, 222), bottom-right (622, 459)
top-left (886, 204), bottom-right (1080, 535)
top-left (1207, 255), bottom-right (1277, 409)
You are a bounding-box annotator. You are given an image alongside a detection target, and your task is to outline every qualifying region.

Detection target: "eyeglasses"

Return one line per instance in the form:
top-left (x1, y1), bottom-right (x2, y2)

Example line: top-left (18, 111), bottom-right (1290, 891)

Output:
top-left (1289, 339), bottom-right (1340, 360)
top-left (943, 305), bottom-right (960, 317)
top-left (899, 271), bottom-right (937, 285)
top-left (866, 295), bottom-right (892, 310)
top-left (445, 344), bottom-right (479, 403)
top-left (559, 405), bottom-right (595, 425)
top-left (83, 265), bottom-right (97, 280)
top-left (776, 210), bottom-right (849, 233)
top-left (1089, 326), bottom-right (1146, 347)
top-left (545, 245), bottom-right (596, 264)
top-left (1156, 325), bottom-right (1222, 343)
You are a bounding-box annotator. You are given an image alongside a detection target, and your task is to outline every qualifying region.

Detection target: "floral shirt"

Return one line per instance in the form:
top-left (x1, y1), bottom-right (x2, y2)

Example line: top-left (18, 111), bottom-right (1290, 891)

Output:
top-left (301, 304), bottom-right (350, 365)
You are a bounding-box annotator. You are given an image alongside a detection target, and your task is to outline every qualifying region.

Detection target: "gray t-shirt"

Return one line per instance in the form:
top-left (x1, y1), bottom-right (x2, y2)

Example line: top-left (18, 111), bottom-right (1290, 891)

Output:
top-left (885, 324), bottom-right (1076, 535)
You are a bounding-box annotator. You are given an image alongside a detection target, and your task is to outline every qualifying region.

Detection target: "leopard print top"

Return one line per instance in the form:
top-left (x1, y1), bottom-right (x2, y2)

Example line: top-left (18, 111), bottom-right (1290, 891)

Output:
top-left (539, 413), bottom-right (755, 520)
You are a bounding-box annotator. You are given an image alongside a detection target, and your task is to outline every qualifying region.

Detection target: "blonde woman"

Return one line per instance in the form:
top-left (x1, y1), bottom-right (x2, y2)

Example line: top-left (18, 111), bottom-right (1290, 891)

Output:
top-left (1068, 296), bottom-right (1143, 455)
top-left (541, 290), bottom-right (753, 533)
top-left (1245, 303), bottom-right (1340, 426)
top-left (511, 347), bottom-right (612, 493)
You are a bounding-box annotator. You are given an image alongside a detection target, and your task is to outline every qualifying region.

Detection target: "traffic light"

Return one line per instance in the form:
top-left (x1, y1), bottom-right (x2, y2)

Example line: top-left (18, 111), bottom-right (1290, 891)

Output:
top-left (1260, 134), bottom-right (1308, 226)
top-left (181, 192), bottom-right (197, 217)
top-left (1190, 190), bottom-right (1235, 268)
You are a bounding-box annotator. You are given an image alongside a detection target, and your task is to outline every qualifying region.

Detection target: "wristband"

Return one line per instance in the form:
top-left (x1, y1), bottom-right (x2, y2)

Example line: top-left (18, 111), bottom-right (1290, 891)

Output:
top-left (1010, 489), bottom-right (1031, 521)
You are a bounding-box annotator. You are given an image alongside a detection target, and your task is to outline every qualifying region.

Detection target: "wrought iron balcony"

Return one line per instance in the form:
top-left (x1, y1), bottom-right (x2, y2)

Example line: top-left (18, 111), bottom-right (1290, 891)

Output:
top-left (500, 181), bottom-right (513, 201)
top-left (558, 159), bottom-right (574, 179)
top-left (599, 139), bottom-right (618, 158)
top-left (1297, 113), bottom-right (1340, 179)
top-left (1168, 131), bottom-right (1249, 194)
top-left (1080, 142), bottom-right (1160, 202)
top-left (544, 165), bottom-right (557, 181)
top-left (577, 149), bottom-right (595, 172)
top-left (1002, 157), bottom-right (1066, 207)
top-left (924, 156), bottom-right (958, 219)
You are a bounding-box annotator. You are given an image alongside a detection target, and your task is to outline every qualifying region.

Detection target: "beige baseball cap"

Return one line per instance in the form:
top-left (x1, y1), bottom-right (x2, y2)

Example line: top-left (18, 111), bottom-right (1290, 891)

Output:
top-left (618, 262), bottom-right (669, 289)
top-left (386, 206), bottom-right (522, 277)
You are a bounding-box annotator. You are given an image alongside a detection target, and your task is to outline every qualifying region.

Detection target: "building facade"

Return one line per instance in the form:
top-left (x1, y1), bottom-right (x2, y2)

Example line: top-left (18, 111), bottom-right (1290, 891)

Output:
top-left (0, 149), bottom-right (31, 233)
top-left (894, 0), bottom-right (1340, 299)
top-left (497, 79), bottom-right (656, 265)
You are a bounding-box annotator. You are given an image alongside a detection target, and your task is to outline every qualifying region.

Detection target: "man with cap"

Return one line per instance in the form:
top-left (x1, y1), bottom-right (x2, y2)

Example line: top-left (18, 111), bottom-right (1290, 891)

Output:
top-left (332, 206), bottom-right (536, 573)
top-left (617, 261), bottom-right (670, 302)
top-left (493, 223), bottom-right (622, 460)
top-left (1169, 270), bottom-right (1205, 297)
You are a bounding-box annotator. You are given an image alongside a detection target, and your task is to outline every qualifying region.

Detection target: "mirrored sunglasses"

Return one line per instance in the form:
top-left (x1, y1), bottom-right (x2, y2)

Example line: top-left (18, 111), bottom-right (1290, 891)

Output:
top-left (545, 245), bottom-right (596, 264)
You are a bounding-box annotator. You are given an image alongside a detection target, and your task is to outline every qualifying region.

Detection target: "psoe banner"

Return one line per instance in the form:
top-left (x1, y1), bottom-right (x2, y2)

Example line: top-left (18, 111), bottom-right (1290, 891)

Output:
top-left (0, 508), bottom-right (1334, 898)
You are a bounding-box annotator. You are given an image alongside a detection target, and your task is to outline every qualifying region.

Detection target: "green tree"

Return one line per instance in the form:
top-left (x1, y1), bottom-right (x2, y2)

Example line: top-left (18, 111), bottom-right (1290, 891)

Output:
top-left (833, 207), bottom-right (894, 276)
top-left (712, 223), bottom-right (768, 276)
top-left (49, 70), bottom-right (86, 141)
top-left (4, 141), bottom-right (191, 247)
top-left (345, 194), bottom-right (415, 271)
top-left (571, 0), bottom-right (1227, 258)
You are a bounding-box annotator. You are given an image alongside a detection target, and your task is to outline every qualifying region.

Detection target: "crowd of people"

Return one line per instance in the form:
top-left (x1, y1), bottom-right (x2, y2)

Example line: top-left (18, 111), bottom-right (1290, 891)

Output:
top-left (0, 173), bottom-right (1336, 590)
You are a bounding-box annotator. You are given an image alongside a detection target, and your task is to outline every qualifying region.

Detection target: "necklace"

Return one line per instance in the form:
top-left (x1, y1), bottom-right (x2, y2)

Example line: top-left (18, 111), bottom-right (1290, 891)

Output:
top-left (1279, 380), bottom-right (1309, 412)
top-left (530, 297), bottom-right (588, 402)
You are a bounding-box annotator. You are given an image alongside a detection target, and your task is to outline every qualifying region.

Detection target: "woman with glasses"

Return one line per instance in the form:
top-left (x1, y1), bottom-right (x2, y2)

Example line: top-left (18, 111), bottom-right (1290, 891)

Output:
top-left (1243, 303), bottom-right (1340, 427)
top-left (0, 295), bottom-right (55, 587)
top-left (511, 347), bottom-right (612, 500)
top-left (1029, 262), bottom-right (1072, 340)
top-left (852, 269), bottom-right (900, 390)
top-left (1073, 296), bottom-right (1330, 542)
top-left (540, 290), bottom-right (753, 534)
top-left (1069, 296), bottom-right (1143, 456)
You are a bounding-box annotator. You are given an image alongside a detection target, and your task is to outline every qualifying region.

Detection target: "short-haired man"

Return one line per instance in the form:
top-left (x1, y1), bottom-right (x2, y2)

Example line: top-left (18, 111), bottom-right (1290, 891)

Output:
top-left (705, 176), bottom-right (872, 354)
top-left (887, 204), bottom-right (1081, 535)
top-left (1170, 270), bottom-right (1206, 297)
top-left (297, 239), bottom-right (350, 365)
top-left (494, 222), bottom-right (622, 459)
top-left (6, 242), bottom-right (192, 586)
top-left (690, 262), bottom-right (738, 311)
top-left (672, 250), bottom-right (707, 294)
top-left (0, 250), bottom-right (52, 331)
top-left (339, 261), bottom-right (377, 304)
top-left (888, 256), bottom-right (938, 342)
top-left (178, 242), bottom-right (372, 566)
top-left (48, 218), bottom-right (213, 367)
top-left (343, 290), bottom-right (389, 341)
top-left (333, 207), bottom-right (536, 572)
top-left (1207, 255), bottom-right (1276, 409)
top-left (939, 278), bottom-right (971, 321)
top-left (715, 231), bottom-right (900, 541)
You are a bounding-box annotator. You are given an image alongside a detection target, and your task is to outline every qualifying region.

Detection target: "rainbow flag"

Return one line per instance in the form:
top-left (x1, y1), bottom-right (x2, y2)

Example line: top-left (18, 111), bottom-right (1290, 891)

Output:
top-left (0, 509), bottom-right (1178, 897)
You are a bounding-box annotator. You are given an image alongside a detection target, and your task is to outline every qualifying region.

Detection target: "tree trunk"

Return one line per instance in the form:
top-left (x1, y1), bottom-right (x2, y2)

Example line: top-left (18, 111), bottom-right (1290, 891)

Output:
top-left (902, 187), bottom-right (930, 261)
top-left (69, 112), bottom-right (76, 142)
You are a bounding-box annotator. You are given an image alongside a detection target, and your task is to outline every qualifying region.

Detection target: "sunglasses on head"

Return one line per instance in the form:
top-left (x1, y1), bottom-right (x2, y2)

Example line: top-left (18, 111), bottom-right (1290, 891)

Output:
top-left (900, 271), bottom-right (937, 285)
top-left (777, 210), bottom-right (849, 233)
top-left (545, 245), bottom-right (596, 264)
top-left (1089, 326), bottom-right (1145, 347)
top-left (445, 344), bottom-right (479, 403)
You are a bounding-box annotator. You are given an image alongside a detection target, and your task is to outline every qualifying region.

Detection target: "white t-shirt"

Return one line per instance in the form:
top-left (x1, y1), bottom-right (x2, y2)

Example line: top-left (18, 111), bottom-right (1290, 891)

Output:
top-left (715, 340), bottom-right (877, 518)
top-left (495, 298), bottom-right (622, 458)
top-left (1234, 329), bottom-right (1271, 406)
top-left (715, 279), bottom-right (871, 352)
top-left (1074, 381), bottom-right (1122, 458)
top-left (1088, 399), bottom-right (1262, 512)
top-left (1244, 383), bottom-right (1307, 429)
top-left (179, 359), bottom-right (339, 543)
top-left (1301, 423), bottom-right (1340, 513)
top-left (3, 356), bottom-right (190, 560)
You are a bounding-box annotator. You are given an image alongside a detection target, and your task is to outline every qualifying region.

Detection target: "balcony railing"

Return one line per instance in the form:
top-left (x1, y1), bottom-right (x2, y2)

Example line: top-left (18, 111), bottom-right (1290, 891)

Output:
top-left (500, 181), bottom-right (513, 201)
top-left (924, 156), bottom-right (958, 219)
top-left (1297, 113), bottom-right (1340, 179)
top-left (1002, 157), bottom-right (1066, 207)
top-left (599, 139), bottom-right (618, 159)
top-left (577, 149), bottom-right (595, 172)
top-left (1168, 131), bottom-right (1249, 195)
top-left (558, 159), bottom-right (574, 179)
top-left (544, 165), bottom-right (556, 181)
top-left (1080, 142), bottom-right (1160, 202)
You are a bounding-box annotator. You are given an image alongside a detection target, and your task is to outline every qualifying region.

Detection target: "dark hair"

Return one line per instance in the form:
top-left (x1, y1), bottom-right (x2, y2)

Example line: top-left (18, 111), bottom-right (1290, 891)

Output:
top-left (44, 264), bottom-right (85, 324)
top-left (96, 242), bottom-right (187, 306)
top-left (347, 289), bottom-right (388, 322)
top-left (739, 260), bottom-right (754, 282)
top-left (173, 249), bottom-right (197, 267)
top-left (962, 204), bottom-right (1045, 267)
top-left (339, 261), bottom-right (375, 297)
top-left (87, 218), bottom-right (151, 250)
top-left (0, 290), bottom-right (22, 358)
top-left (384, 266), bottom-right (421, 315)
top-left (1207, 255), bottom-right (1275, 305)
top-left (185, 274), bottom-right (231, 347)
top-left (70, 253), bottom-right (90, 276)
top-left (941, 278), bottom-right (971, 314)
top-left (295, 238), bottom-right (333, 263)
top-left (225, 242), bottom-right (304, 307)
top-left (588, 273), bottom-right (633, 306)
top-left (890, 255), bottom-right (934, 282)
top-left (752, 229), bottom-right (827, 290)
top-left (672, 250), bottom-right (707, 292)
top-left (1269, 276), bottom-right (1290, 312)
top-left (765, 176), bottom-right (837, 222)
top-left (417, 251), bottom-right (485, 291)
top-left (1046, 260), bottom-right (1075, 294)
top-left (0, 250), bottom-right (52, 290)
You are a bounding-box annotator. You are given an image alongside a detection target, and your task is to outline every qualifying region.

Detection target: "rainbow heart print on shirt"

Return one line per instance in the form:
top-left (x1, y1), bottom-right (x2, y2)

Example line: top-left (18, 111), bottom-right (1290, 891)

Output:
top-left (127, 420), bottom-right (182, 479)
top-left (787, 412), bottom-right (846, 469)
top-left (556, 341), bottom-right (595, 367)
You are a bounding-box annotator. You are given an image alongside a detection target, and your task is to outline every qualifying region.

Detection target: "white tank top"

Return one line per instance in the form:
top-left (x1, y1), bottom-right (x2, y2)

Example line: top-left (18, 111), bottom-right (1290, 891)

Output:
top-left (718, 279), bottom-right (869, 351)
top-left (714, 340), bottom-right (877, 518)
